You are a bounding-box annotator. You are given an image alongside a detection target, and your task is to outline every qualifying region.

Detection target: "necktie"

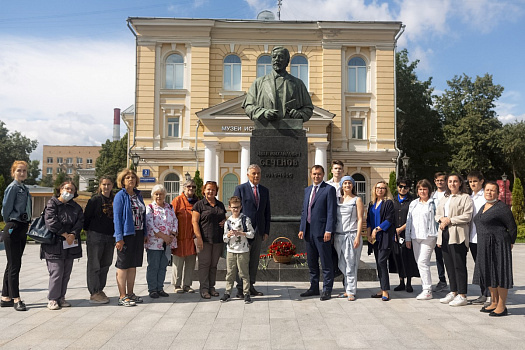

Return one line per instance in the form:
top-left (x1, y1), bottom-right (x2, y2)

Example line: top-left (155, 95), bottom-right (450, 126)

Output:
top-left (253, 185), bottom-right (259, 208)
top-left (307, 186), bottom-right (317, 223)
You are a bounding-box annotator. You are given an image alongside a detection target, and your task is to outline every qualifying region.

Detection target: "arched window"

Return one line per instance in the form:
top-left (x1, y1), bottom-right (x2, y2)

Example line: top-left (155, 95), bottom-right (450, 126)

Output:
top-left (257, 55), bottom-right (272, 78)
top-left (348, 57), bottom-right (367, 93)
top-left (290, 56), bottom-right (308, 87)
top-left (352, 173), bottom-right (367, 204)
top-left (223, 55), bottom-right (241, 91)
top-left (165, 54), bottom-right (184, 89)
top-left (164, 173), bottom-right (180, 203)
top-left (222, 173), bottom-right (239, 204)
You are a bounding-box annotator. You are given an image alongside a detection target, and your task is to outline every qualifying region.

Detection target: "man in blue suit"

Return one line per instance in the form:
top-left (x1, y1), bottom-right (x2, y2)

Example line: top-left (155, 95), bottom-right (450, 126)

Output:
top-left (233, 164), bottom-right (271, 297)
top-left (298, 165), bottom-right (337, 300)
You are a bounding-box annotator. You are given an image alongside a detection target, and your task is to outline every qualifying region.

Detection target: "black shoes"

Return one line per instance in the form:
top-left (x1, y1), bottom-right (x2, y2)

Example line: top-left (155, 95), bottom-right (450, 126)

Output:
top-left (14, 301), bottom-right (27, 311)
top-left (149, 291), bottom-right (160, 299)
top-left (489, 308), bottom-right (508, 317)
top-left (1, 299), bottom-right (14, 307)
top-left (406, 285), bottom-right (413, 293)
top-left (220, 294), bottom-right (231, 303)
top-left (236, 291), bottom-right (244, 299)
top-left (394, 284), bottom-right (405, 291)
top-left (244, 294), bottom-right (252, 304)
top-left (300, 290), bottom-right (320, 297)
top-left (158, 290), bottom-right (169, 297)
top-left (320, 291), bottom-right (331, 301)
top-left (250, 288), bottom-right (264, 296)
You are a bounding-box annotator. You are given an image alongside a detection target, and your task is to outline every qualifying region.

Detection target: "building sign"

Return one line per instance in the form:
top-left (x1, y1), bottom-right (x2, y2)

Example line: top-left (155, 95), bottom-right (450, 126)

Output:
top-left (220, 125), bottom-right (309, 132)
top-left (139, 177), bottom-right (156, 183)
top-left (142, 169), bottom-right (150, 177)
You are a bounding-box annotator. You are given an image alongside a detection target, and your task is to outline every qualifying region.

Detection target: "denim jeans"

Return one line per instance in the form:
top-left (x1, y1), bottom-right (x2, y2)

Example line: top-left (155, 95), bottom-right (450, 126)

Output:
top-left (146, 249), bottom-right (169, 292)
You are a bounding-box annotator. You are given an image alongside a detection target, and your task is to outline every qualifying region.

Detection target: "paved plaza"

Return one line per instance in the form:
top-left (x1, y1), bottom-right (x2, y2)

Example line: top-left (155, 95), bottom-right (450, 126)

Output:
top-left (1, 243), bottom-right (525, 349)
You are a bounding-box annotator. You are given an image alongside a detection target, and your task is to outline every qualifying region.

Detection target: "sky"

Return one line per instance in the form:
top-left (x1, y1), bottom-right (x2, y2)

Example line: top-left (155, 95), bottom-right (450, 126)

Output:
top-left (1, 0), bottom-right (524, 164)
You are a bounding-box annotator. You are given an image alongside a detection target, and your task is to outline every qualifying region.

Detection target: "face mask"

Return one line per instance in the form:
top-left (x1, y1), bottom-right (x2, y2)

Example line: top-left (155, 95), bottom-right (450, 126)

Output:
top-left (61, 191), bottom-right (74, 202)
top-left (486, 198), bottom-right (498, 204)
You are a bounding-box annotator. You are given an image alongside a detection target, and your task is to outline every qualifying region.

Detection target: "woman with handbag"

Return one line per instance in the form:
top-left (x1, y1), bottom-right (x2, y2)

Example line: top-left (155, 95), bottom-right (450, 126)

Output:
top-left (42, 181), bottom-right (84, 310)
top-left (83, 176), bottom-right (115, 304)
top-left (1, 161), bottom-right (32, 311)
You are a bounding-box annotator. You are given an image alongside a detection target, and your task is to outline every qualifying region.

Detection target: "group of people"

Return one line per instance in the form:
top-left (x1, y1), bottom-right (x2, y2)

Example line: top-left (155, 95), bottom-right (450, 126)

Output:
top-left (1, 160), bottom-right (517, 317)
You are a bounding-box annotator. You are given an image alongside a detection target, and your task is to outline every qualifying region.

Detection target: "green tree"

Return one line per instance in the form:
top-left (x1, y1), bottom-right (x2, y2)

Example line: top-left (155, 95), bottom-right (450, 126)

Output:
top-left (95, 133), bottom-right (128, 183)
top-left (434, 74), bottom-right (504, 177)
top-left (388, 171), bottom-right (396, 197)
top-left (194, 170), bottom-right (203, 199)
top-left (501, 121), bottom-right (525, 178)
top-left (512, 177), bottom-right (524, 224)
top-left (40, 174), bottom-right (54, 187)
top-left (0, 121), bottom-right (38, 182)
top-left (0, 175), bottom-right (5, 221)
top-left (396, 49), bottom-right (448, 181)
top-left (54, 172), bottom-right (68, 189)
top-left (25, 160), bottom-right (41, 185)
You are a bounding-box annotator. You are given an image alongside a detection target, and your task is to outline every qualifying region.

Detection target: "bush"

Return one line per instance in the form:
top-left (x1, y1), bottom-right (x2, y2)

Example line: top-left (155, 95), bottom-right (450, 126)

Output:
top-left (512, 177), bottom-right (524, 224)
top-left (389, 171), bottom-right (397, 197)
top-left (517, 224), bottom-right (525, 243)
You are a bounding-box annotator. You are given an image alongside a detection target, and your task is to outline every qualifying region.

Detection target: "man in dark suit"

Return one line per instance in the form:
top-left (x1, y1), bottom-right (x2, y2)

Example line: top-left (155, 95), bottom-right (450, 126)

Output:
top-left (298, 165), bottom-right (337, 300)
top-left (233, 164), bottom-right (271, 297)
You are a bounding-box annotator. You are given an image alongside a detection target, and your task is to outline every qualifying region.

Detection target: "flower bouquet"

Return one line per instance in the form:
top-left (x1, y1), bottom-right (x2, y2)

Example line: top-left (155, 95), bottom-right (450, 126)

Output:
top-left (268, 237), bottom-right (296, 263)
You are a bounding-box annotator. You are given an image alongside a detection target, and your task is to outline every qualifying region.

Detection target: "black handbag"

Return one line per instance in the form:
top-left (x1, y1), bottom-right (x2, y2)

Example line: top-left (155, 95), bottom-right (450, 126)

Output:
top-left (28, 212), bottom-right (55, 245)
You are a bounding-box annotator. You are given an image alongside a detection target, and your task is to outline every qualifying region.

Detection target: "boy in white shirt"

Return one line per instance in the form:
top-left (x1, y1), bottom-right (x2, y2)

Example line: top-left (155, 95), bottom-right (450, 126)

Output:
top-left (221, 196), bottom-right (255, 304)
top-left (431, 172), bottom-right (448, 293)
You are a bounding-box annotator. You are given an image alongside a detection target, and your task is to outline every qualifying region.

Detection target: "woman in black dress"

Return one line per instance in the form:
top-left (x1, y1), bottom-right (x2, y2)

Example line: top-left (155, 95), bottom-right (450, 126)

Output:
top-left (473, 181), bottom-right (517, 317)
top-left (392, 178), bottom-right (419, 293)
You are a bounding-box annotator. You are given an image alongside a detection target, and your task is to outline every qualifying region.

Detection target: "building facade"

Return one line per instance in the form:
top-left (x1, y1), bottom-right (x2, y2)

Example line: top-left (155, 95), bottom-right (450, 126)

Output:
top-left (42, 145), bottom-right (102, 180)
top-left (126, 18), bottom-right (403, 204)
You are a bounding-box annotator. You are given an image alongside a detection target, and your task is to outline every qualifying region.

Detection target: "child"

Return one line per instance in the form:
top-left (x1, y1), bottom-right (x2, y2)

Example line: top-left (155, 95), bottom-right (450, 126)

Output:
top-left (221, 196), bottom-right (255, 304)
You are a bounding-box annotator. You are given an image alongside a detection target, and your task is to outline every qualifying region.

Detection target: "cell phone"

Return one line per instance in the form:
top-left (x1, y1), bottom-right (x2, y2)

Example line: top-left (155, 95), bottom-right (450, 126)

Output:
top-left (398, 237), bottom-right (405, 244)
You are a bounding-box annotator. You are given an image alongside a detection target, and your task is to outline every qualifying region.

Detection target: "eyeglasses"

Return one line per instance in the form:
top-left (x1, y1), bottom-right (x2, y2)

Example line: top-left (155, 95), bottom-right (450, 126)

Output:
top-left (398, 185), bottom-right (409, 190)
top-left (186, 186), bottom-right (196, 189)
top-left (376, 187), bottom-right (387, 190)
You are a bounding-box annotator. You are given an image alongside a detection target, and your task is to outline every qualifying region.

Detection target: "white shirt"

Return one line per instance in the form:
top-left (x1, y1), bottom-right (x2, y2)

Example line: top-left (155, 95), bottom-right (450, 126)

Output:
top-left (431, 190), bottom-right (445, 203)
top-left (470, 189), bottom-right (486, 244)
top-left (327, 178), bottom-right (341, 198)
top-left (406, 198), bottom-right (438, 240)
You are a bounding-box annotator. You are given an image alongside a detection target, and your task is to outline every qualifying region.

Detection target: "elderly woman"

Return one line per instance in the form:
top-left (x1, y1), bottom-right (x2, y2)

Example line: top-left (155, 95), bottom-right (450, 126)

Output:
top-left (367, 180), bottom-right (395, 301)
top-left (42, 181), bottom-right (83, 310)
top-left (392, 178), bottom-right (419, 293)
top-left (145, 184), bottom-right (178, 298)
top-left (192, 181), bottom-right (226, 299)
top-left (83, 175), bottom-right (114, 304)
top-left (405, 179), bottom-right (439, 300)
top-left (334, 175), bottom-right (363, 301)
top-left (113, 168), bottom-right (146, 307)
top-left (474, 181), bottom-right (517, 317)
top-left (436, 173), bottom-right (473, 307)
top-left (171, 179), bottom-right (198, 293)
top-left (1, 161), bottom-right (32, 311)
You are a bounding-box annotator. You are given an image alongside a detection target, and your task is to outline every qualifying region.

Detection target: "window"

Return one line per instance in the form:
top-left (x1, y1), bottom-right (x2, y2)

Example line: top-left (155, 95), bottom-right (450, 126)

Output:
top-left (164, 173), bottom-right (180, 203)
top-left (57, 157), bottom-right (63, 164)
top-left (67, 168), bottom-right (73, 175)
top-left (46, 167), bottom-right (53, 175)
top-left (165, 53), bottom-right (184, 89)
top-left (290, 56), bottom-right (308, 87)
top-left (348, 57), bottom-right (367, 93)
top-left (66, 157), bottom-right (73, 164)
top-left (47, 157), bottom-right (53, 163)
top-left (351, 119), bottom-right (364, 139)
top-left (223, 55), bottom-right (241, 91)
top-left (87, 158), bottom-right (93, 164)
top-left (353, 173), bottom-right (367, 204)
top-left (167, 117), bottom-right (180, 138)
top-left (57, 168), bottom-right (62, 173)
top-left (257, 55), bottom-right (272, 78)
top-left (222, 173), bottom-right (239, 204)
top-left (76, 157), bottom-right (82, 164)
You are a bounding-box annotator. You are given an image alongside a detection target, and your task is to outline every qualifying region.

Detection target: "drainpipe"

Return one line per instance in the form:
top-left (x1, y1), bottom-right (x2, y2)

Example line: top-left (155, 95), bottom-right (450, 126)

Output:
top-left (195, 119), bottom-right (201, 172)
top-left (127, 19), bottom-right (139, 165)
top-left (393, 24), bottom-right (406, 179)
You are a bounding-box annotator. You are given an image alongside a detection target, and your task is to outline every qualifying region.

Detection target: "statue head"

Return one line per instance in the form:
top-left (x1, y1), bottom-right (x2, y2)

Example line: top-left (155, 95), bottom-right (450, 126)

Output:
top-left (271, 46), bottom-right (290, 74)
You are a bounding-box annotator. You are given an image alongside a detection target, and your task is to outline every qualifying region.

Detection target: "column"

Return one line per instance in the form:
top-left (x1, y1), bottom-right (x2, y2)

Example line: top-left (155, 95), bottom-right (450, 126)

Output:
top-left (203, 141), bottom-right (218, 182)
top-left (239, 140), bottom-right (250, 184)
top-left (313, 141), bottom-right (329, 180)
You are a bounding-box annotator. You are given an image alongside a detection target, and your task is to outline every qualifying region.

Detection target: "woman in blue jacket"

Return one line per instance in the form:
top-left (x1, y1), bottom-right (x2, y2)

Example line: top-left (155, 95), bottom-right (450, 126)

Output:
top-left (1, 161), bottom-right (32, 311)
top-left (113, 168), bottom-right (146, 307)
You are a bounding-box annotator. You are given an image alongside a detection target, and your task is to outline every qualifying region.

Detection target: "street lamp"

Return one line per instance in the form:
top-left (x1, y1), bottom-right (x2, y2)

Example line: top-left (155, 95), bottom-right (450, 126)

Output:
top-left (130, 153), bottom-right (140, 168)
top-left (185, 172), bottom-right (191, 181)
top-left (502, 172), bottom-right (508, 206)
top-left (401, 154), bottom-right (410, 177)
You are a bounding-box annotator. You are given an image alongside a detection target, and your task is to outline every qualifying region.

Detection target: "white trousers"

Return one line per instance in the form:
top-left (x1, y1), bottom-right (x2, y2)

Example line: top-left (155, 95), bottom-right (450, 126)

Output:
top-left (334, 231), bottom-right (362, 296)
top-left (411, 237), bottom-right (437, 291)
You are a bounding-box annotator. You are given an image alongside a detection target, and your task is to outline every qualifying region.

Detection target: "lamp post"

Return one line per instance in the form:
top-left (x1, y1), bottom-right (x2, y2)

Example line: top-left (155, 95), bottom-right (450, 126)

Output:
top-left (502, 172), bottom-right (508, 206)
top-left (185, 172), bottom-right (191, 181)
top-left (130, 153), bottom-right (140, 169)
top-left (401, 154), bottom-right (410, 177)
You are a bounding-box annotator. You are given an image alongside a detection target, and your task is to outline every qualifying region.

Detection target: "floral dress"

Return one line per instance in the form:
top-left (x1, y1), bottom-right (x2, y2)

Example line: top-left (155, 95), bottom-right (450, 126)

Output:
top-left (145, 202), bottom-right (178, 250)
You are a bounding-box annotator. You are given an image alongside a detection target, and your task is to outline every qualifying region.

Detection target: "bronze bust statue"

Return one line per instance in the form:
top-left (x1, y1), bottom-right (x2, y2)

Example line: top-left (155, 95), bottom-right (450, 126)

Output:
top-left (242, 47), bottom-right (313, 130)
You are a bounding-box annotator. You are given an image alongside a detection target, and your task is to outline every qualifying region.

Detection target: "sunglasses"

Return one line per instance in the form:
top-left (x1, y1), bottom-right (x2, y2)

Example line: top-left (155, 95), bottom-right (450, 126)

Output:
top-left (186, 186), bottom-right (196, 189)
top-left (398, 185), bottom-right (409, 190)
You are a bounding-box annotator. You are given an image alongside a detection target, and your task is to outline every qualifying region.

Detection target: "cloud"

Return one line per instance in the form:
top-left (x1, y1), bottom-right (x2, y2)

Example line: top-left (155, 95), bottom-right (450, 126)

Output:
top-left (0, 36), bottom-right (134, 162)
top-left (496, 90), bottom-right (524, 123)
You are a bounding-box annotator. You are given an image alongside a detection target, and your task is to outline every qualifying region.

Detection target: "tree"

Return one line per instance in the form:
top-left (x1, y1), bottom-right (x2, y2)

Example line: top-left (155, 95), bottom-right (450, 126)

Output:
top-left (434, 74), bottom-right (504, 177)
top-left (40, 174), bottom-right (54, 187)
top-left (396, 49), bottom-right (448, 181)
top-left (0, 175), bottom-right (5, 221)
top-left (501, 121), bottom-right (525, 178)
top-left (194, 170), bottom-right (203, 199)
top-left (54, 172), bottom-right (68, 189)
top-left (95, 133), bottom-right (128, 183)
top-left (512, 177), bottom-right (524, 224)
top-left (25, 160), bottom-right (41, 185)
top-left (0, 121), bottom-right (38, 182)
top-left (388, 171), bottom-right (396, 197)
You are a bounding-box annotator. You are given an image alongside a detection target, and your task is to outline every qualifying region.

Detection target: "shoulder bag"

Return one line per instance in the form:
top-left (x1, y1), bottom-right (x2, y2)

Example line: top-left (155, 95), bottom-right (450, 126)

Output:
top-left (28, 211), bottom-right (56, 245)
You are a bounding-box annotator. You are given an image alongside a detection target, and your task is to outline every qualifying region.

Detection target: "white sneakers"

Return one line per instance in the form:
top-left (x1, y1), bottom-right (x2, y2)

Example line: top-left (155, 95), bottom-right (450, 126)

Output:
top-left (439, 292), bottom-right (467, 306)
top-left (416, 290), bottom-right (432, 300)
top-left (47, 300), bottom-right (60, 310)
